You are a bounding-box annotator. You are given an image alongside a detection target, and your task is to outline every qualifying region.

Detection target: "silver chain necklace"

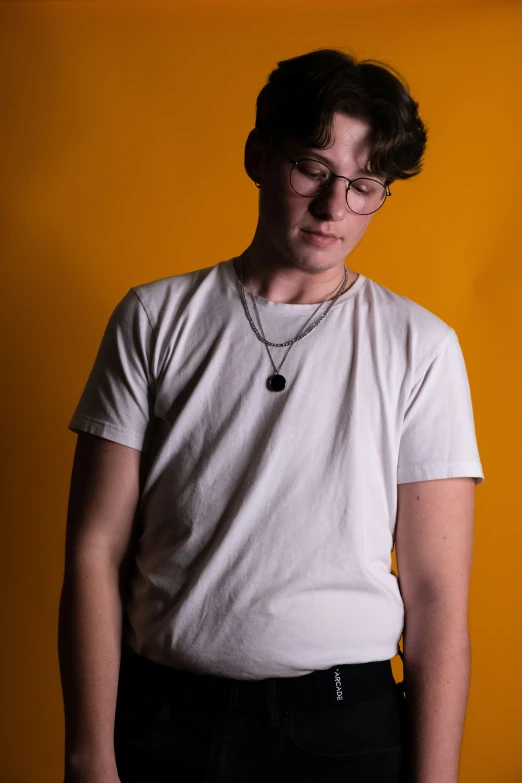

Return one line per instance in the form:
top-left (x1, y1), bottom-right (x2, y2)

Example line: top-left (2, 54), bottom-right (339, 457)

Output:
top-left (237, 251), bottom-right (348, 392)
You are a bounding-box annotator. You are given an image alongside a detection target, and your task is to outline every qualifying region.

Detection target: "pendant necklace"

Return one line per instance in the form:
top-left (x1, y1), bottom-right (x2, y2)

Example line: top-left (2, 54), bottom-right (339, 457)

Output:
top-left (237, 251), bottom-right (348, 392)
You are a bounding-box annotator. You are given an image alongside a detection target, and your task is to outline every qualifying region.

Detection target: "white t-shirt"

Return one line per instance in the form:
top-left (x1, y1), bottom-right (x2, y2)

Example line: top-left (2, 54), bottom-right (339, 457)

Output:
top-left (68, 257), bottom-right (484, 680)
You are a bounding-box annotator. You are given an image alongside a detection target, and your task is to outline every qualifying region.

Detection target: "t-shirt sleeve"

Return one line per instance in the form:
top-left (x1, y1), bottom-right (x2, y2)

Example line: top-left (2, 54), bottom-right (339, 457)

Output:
top-left (68, 288), bottom-right (155, 452)
top-left (397, 329), bottom-right (484, 485)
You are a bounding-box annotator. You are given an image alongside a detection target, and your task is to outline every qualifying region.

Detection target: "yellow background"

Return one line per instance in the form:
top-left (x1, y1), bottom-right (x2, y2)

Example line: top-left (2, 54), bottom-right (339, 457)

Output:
top-left (1, 1), bottom-right (520, 781)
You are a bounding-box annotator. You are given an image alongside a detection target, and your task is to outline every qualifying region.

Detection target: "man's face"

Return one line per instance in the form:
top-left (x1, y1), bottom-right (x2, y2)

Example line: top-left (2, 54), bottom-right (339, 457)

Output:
top-left (254, 112), bottom-right (382, 274)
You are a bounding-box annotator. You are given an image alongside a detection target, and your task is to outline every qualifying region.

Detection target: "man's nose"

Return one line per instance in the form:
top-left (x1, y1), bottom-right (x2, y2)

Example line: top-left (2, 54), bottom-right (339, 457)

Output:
top-left (310, 177), bottom-right (348, 221)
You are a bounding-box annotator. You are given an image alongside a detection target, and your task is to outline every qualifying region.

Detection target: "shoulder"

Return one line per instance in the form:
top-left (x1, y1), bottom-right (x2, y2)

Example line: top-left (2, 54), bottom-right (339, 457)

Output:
top-left (132, 261), bottom-right (221, 308)
top-left (123, 260), bottom-right (227, 330)
top-left (362, 276), bottom-right (457, 373)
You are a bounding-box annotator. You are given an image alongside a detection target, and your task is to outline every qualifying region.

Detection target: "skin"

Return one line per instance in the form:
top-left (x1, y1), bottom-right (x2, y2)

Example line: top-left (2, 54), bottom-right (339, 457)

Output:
top-left (395, 476), bottom-right (475, 783)
top-left (242, 111), bottom-right (387, 304)
top-left (59, 111), bottom-right (475, 783)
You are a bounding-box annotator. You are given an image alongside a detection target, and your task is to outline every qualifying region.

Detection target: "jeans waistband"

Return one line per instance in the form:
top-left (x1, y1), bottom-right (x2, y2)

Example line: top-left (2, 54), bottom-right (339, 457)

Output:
top-left (118, 650), bottom-right (398, 714)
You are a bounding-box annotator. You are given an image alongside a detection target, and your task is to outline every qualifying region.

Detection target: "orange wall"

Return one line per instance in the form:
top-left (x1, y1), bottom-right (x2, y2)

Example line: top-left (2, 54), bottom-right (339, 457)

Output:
top-left (1, 1), bottom-right (520, 781)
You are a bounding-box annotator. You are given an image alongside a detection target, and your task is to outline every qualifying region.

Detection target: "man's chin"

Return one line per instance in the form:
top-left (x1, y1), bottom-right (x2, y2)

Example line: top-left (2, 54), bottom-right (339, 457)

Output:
top-left (286, 243), bottom-right (347, 274)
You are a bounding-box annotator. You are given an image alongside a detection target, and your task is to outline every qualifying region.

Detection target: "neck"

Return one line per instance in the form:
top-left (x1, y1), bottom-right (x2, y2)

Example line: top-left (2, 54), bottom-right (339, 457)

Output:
top-left (239, 237), bottom-right (358, 305)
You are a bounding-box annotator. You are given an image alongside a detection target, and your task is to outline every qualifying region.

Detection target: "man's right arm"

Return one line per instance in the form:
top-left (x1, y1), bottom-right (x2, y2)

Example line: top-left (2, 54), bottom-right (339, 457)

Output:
top-left (58, 432), bottom-right (145, 783)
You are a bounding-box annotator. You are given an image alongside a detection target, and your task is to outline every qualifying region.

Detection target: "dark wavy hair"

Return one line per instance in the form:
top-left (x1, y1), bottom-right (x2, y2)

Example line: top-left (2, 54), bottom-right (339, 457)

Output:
top-left (255, 48), bottom-right (427, 185)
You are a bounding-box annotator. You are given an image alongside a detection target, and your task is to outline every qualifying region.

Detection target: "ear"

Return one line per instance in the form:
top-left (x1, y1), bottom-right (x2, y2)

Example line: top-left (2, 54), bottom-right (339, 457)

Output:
top-left (244, 128), bottom-right (266, 186)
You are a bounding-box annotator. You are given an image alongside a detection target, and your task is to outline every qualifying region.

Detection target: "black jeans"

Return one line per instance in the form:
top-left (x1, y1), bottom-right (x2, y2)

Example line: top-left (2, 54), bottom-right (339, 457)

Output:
top-left (114, 649), bottom-right (409, 782)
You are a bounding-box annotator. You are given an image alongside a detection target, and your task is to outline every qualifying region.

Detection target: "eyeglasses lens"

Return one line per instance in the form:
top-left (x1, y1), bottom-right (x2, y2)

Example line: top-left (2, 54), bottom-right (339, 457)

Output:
top-left (290, 159), bottom-right (386, 215)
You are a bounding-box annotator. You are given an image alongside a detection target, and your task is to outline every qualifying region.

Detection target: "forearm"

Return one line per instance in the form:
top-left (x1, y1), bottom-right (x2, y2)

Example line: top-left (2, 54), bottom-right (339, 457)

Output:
top-left (58, 553), bottom-right (124, 780)
top-left (402, 602), bottom-right (471, 783)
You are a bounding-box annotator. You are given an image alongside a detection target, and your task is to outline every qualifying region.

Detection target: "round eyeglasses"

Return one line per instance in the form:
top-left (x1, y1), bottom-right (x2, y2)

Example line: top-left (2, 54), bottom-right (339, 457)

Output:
top-left (283, 154), bottom-right (391, 215)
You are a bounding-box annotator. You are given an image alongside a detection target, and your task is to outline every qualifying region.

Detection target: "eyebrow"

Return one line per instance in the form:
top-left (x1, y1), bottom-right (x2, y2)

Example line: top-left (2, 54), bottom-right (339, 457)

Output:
top-left (297, 148), bottom-right (373, 179)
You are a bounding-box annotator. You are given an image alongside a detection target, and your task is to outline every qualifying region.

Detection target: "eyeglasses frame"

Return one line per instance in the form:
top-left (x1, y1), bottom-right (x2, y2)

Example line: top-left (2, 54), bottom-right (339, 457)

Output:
top-left (282, 152), bottom-right (392, 216)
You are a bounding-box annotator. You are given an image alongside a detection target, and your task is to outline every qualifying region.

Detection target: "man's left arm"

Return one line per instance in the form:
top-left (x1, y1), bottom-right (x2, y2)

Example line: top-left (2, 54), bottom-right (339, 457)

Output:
top-left (395, 476), bottom-right (476, 783)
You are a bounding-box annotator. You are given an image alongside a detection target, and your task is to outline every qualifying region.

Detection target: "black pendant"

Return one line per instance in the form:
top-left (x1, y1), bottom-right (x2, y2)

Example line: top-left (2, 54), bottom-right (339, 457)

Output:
top-left (267, 373), bottom-right (286, 392)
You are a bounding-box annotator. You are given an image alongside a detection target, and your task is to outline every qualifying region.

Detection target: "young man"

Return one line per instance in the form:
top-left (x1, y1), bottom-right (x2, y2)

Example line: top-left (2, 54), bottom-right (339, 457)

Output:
top-left (59, 48), bottom-right (484, 783)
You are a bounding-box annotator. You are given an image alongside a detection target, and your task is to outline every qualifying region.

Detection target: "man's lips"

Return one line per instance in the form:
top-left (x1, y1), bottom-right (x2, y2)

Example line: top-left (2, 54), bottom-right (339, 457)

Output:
top-left (301, 229), bottom-right (339, 246)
